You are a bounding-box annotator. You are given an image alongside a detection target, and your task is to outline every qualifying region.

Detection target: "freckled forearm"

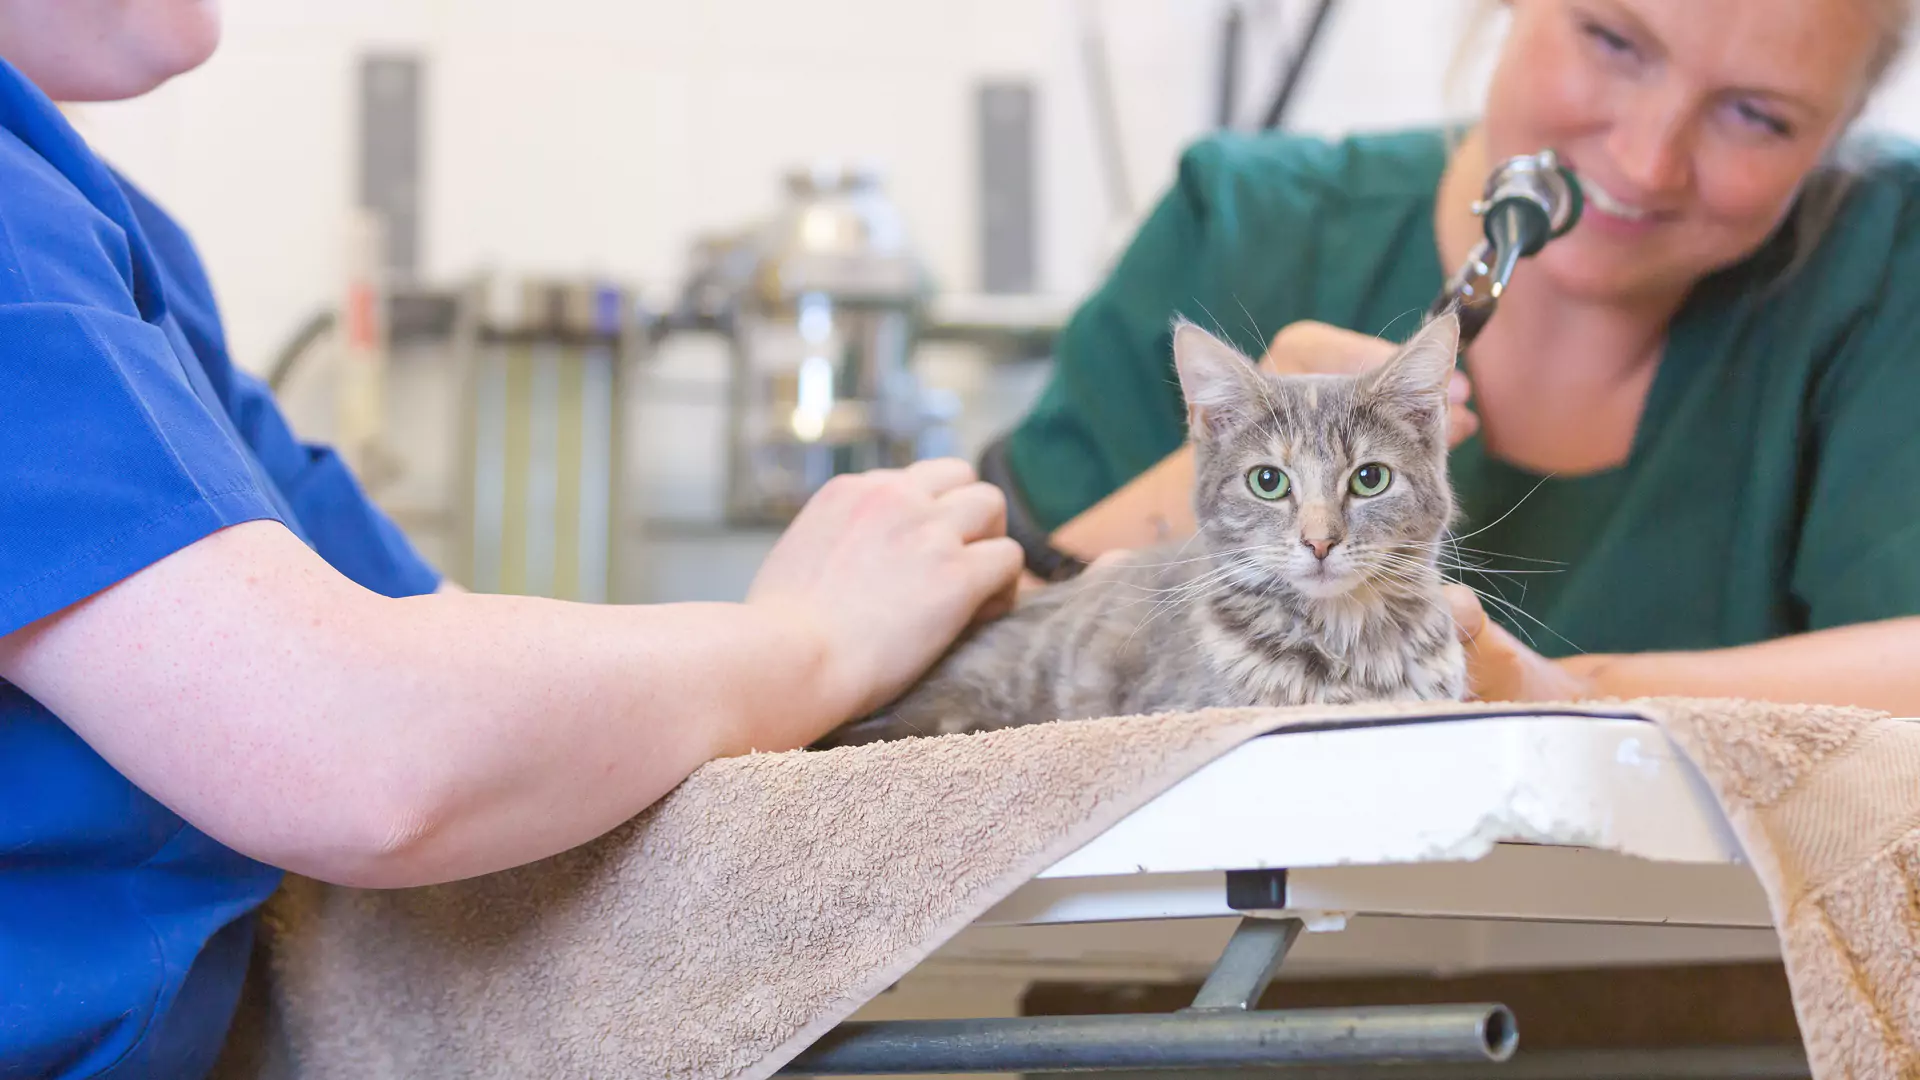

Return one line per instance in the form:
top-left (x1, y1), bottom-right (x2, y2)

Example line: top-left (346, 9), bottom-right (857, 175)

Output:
top-left (1050, 446), bottom-right (1197, 559)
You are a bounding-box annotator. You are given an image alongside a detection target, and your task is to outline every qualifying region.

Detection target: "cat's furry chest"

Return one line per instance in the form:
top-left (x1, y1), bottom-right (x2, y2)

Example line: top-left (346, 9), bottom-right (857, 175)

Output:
top-left (1186, 576), bottom-right (1463, 707)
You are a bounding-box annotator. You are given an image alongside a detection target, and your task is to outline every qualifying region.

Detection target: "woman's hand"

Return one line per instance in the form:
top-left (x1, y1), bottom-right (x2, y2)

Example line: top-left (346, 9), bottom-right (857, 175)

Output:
top-left (1262, 321), bottom-right (1480, 448)
top-left (746, 459), bottom-right (1024, 723)
top-left (1445, 585), bottom-right (1599, 702)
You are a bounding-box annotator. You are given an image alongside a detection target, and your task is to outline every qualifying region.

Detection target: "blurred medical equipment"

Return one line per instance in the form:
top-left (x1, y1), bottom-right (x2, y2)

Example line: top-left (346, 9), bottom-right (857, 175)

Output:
top-left (267, 164), bottom-right (1067, 600)
top-left (1210, 0), bottom-right (1340, 133)
top-left (268, 274), bottom-right (638, 603)
top-left (1256, 0), bottom-right (1338, 130)
top-left (659, 164), bottom-right (956, 526)
top-left (453, 277), bottom-right (636, 600)
top-left (1428, 148), bottom-right (1584, 345)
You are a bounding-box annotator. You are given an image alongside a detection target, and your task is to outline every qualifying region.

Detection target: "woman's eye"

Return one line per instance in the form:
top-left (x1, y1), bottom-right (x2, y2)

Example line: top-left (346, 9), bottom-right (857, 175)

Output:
top-left (1580, 19), bottom-right (1636, 57)
top-left (1246, 466), bottom-right (1290, 501)
top-left (1350, 463), bottom-right (1392, 497)
top-left (1730, 99), bottom-right (1792, 138)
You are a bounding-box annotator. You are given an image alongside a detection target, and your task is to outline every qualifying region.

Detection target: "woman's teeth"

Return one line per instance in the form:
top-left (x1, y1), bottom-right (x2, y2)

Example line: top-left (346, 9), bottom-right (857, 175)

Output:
top-left (1582, 178), bottom-right (1653, 221)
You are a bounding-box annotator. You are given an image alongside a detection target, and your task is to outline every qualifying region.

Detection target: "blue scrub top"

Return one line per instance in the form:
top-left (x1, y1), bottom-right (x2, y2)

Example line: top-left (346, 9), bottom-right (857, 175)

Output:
top-left (0, 60), bottom-right (441, 1078)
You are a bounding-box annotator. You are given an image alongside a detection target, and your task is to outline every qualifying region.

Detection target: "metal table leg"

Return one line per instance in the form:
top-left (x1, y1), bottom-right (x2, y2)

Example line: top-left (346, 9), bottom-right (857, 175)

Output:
top-left (1184, 915), bottom-right (1303, 1011)
top-left (1087, 1044), bottom-right (1811, 1080)
top-left (779, 1003), bottom-right (1517, 1075)
top-left (776, 914), bottom-right (1518, 1076)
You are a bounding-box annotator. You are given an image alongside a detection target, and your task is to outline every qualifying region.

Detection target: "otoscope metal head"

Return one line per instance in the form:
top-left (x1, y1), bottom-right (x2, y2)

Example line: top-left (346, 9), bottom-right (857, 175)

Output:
top-left (1474, 148), bottom-right (1583, 296)
top-left (1429, 148), bottom-right (1584, 343)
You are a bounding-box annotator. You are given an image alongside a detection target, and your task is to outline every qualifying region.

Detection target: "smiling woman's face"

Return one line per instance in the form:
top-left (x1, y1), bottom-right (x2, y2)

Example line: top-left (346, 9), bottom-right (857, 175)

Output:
top-left (0, 0), bottom-right (221, 102)
top-left (1482, 0), bottom-right (1885, 304)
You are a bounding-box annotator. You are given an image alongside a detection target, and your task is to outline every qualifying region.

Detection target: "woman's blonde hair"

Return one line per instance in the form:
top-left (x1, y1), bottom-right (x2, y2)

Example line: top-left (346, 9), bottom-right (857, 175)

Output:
top-left (1448, 0), bottom-right (1915, 110)
top-left (1862, 0), bottom-right (1918, 91)
top-left (1447, 0), bottom-right (1918, 277)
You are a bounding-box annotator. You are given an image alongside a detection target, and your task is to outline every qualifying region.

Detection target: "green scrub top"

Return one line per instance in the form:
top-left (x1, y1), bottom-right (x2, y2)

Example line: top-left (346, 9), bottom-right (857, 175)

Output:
top-left (1001, 129), bottom-right (1920, 657)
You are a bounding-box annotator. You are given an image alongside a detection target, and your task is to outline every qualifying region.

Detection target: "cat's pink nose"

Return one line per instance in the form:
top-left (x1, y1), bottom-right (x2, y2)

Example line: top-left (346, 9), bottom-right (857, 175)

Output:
top-left (1303, 537), bottom-right (1337, 561)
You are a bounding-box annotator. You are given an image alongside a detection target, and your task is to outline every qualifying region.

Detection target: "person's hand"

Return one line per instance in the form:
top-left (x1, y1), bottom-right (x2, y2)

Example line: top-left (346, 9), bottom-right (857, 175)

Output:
top-left (1262, 320), bottom-right (1479, 448)
top-left (746, 459), bottom-right (1024, 721)
top-left (1445, 585), bottom-right (1599, 702)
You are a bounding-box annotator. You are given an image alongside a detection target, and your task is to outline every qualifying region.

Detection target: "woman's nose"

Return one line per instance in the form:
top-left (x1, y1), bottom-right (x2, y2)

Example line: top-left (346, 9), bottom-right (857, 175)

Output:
top-left (1604, 90), bottom-right (1694, 198)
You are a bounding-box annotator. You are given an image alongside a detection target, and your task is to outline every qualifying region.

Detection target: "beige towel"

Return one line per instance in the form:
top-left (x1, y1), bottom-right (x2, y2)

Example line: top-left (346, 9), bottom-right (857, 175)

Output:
top-left (213, 698), bottom-right (1920, 1080)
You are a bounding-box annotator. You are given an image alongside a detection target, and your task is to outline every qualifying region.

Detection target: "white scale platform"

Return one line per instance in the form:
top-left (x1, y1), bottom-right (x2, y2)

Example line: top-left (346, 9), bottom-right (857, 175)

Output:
top-left (909, 714), bottom-right (1787, 989)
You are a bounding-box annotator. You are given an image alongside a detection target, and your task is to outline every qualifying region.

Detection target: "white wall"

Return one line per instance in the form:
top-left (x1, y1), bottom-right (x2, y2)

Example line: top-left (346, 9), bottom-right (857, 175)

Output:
top-left (61, 0), bottom-right (1482, 372)
top-left (62, 1), bottom-right (1920, 375)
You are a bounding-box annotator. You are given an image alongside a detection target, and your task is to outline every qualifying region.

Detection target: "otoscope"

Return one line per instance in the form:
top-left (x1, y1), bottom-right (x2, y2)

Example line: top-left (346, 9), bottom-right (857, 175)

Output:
top-left (1429, 148), bottom-right (1584, 345)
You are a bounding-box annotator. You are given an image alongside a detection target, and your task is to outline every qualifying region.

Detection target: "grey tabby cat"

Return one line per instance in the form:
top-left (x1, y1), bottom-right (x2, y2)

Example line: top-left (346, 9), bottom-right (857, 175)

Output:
top-left (817, 311), bottom-right (1468, 748)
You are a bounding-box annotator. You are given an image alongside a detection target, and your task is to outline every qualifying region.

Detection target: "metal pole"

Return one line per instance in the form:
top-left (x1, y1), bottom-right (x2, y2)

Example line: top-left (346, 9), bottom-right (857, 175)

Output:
top-left (1258, 0), bottom-right (1338, 130)
top-left (776, 1004), bottom-right (1517, 1075)
top-left (1086, 1044), bottom-right (1811, 1080)
top-left (1215, 2), bottom-right (1244, 129)
top-left (1077, 2), bottom-right (1135, 221)
top-left (1185, 917), bottom-right (1302, 1011)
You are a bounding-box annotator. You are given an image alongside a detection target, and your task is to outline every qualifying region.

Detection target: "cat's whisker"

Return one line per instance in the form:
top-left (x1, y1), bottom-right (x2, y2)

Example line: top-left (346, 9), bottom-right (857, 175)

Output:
top-left (1439, 546), bottom-right (1533, 608)
top-left (1420, 541), bottom-right (1566, 564)
top-left (1191, 300), bottom-right (1237, 349)
top-left (1119, 555), bottom-right (1266, 638)
top-left (1121, 571), bottom-right (1237, 645)
top-left (1437, 474), bottom-right (1557, 546)
top-left (1354, 550), bottom-right (1580, 655)
top-left (1353, 556), bottom-right (1444, 590)
top-left (1112, 567), bottom-right (1253, 628)
top-left (1401, 537), bottom-right (1567, 566)
top-left (1453, 580), bottom-right (1581, 654)
top-left (1232, 295), bottom-right (1268, 353)
top-left (1363, 547), bottom-right (1561, 579)
top-left (1419, 560), bottom-right (1563, 577)
top-left (1100, 556), bottom-right (1255, 600)
top-left (1459, 588), bottom-right (1544, 650)
top-left (1359, 550), bottom-right (1452, 576)
top-left (1102, 544), bottom-right (1279, 576)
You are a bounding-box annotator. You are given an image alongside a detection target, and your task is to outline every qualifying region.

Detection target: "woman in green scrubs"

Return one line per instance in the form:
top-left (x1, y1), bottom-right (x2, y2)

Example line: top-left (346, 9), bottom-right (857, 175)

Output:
top-left (988, 0), bottom-right (1920, 711)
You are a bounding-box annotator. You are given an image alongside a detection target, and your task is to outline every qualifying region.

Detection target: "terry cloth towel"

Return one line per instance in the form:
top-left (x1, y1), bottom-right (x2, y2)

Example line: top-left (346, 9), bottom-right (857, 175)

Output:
top-left (211, 698), bottom-right (1920, 1080)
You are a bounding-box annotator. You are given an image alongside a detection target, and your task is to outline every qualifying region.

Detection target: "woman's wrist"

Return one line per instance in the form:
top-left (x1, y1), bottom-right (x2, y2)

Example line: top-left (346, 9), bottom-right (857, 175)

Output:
top-left (1050, 445), bottom-right (1197, 560)
top-left (1556, 650), bottom-right (1665, 699)
top-left (711, 602), bottom-right (852, 758)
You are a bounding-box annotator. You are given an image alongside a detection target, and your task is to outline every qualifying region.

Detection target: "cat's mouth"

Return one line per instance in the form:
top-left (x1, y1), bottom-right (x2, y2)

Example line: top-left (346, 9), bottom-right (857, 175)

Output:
top-left (1289, 553), bottom-right (1363, 599)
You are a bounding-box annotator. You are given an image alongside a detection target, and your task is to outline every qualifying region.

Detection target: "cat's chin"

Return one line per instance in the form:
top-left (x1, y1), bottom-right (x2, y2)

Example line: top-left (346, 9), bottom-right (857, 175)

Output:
top-left (1287, 566), bottom-right (1365, 601)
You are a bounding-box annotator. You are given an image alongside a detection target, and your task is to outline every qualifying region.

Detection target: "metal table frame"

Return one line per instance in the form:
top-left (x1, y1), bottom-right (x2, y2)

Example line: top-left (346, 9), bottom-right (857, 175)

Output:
top-left (781, 907), bottom-right (1516, 1075)
top-left (779, 712), bottom-right (1801, 1076)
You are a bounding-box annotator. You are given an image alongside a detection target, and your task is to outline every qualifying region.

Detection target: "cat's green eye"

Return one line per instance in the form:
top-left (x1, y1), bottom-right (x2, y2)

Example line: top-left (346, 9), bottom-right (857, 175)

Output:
top-left (1350, 463), bottom-right (1392, 497)
top-left (1247, 465), bottom-right (1291, 501)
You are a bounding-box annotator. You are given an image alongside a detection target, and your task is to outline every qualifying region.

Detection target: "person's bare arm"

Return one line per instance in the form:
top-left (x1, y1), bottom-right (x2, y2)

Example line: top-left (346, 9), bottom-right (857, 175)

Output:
top-left (0, 462), bottom-right (1020, 890)
top-left (1448, 586), bottom-right (1920, 714)
top-left (1573, 619), bottom-right (1920, 714)
top-left (1044, 322), bottom-right (1479, 562)
top-left (1049, 449), bottom-right (1198, 560)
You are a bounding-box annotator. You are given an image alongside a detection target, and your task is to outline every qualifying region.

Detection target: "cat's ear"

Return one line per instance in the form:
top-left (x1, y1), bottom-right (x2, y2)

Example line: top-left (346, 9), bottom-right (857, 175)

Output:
top-left (1172, 319), bottom-right (1267, 437)
top-left (1361, 311), bottom-right (1458, 419)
